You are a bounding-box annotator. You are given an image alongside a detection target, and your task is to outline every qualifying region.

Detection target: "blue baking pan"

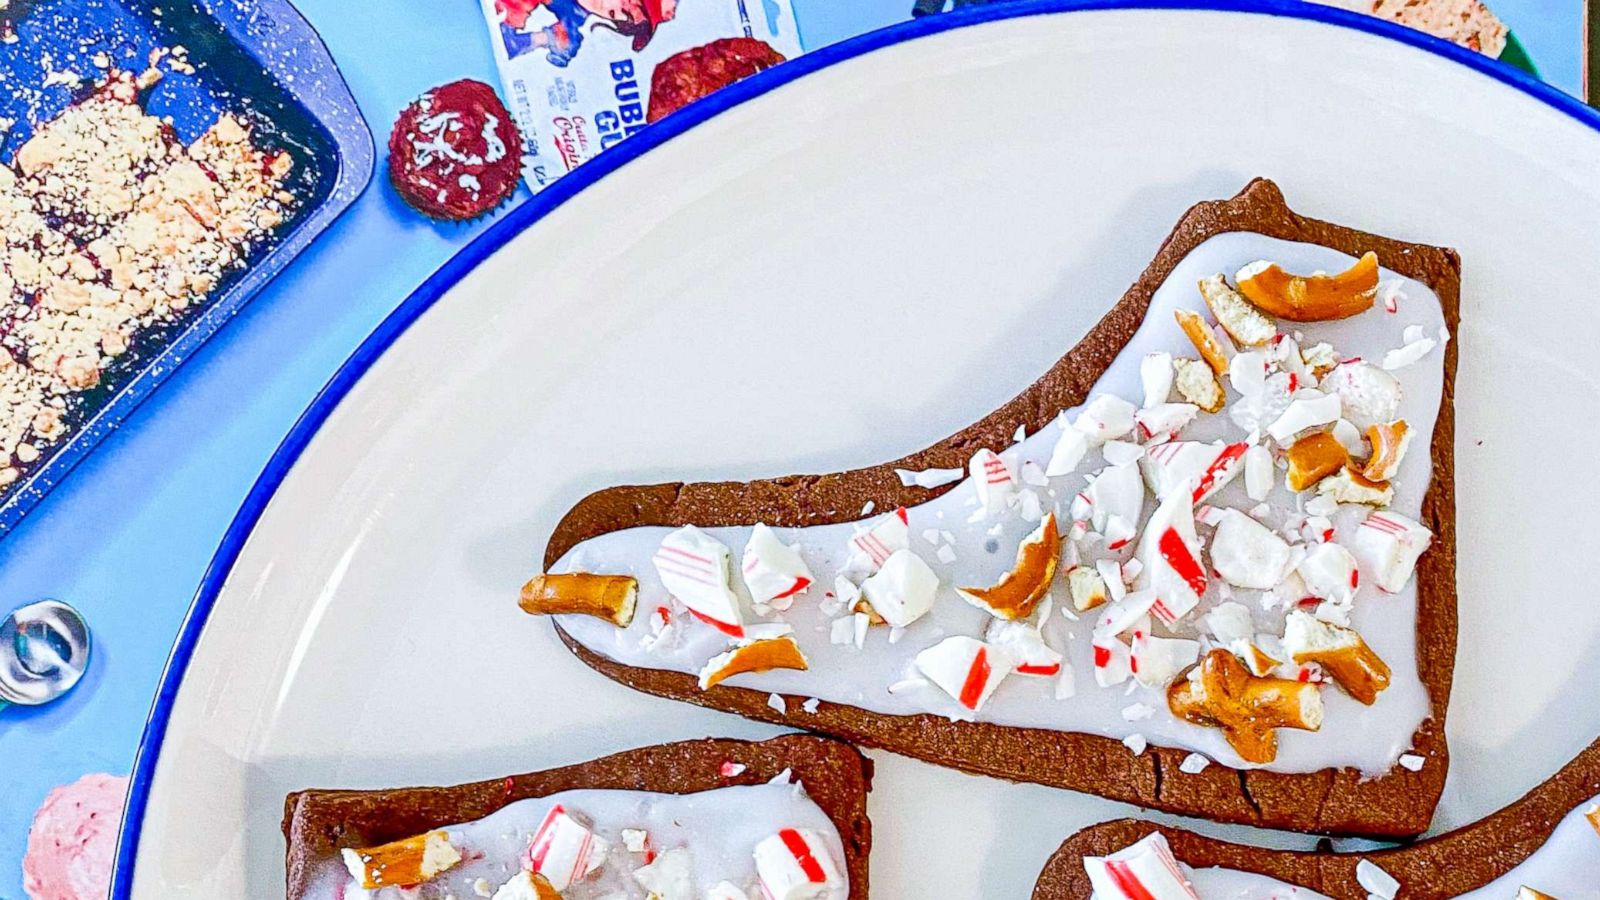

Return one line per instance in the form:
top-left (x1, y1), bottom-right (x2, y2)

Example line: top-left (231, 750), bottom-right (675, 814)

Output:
top-left (0, 0), bottom-right (373, 535)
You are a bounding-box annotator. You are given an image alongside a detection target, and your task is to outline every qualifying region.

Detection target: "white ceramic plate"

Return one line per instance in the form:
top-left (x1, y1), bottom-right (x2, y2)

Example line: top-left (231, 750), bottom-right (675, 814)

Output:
top-left (117, 2), bottom-right (1600, 897)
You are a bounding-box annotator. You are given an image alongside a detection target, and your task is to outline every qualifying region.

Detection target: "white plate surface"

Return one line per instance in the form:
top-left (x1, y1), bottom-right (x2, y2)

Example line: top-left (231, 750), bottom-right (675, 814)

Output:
top-left (129, 5), bottom-right (1600, 898)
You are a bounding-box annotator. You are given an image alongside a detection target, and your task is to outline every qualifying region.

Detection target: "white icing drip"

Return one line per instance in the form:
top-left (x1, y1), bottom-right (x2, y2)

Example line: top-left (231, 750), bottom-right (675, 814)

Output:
top-left (302, 781), bottom-right (846, 899)
top-left (554, 232), bottom-right (1446, 776)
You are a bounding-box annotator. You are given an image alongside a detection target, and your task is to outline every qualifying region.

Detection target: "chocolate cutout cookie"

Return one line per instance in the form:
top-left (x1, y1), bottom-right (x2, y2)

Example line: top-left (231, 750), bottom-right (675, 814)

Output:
top-left (1031, 737), bottom-right (1600, 899)
top-left (541, 179), bottom-right (1461, 838)
top-left (282, 734), bottom-right (873, 899)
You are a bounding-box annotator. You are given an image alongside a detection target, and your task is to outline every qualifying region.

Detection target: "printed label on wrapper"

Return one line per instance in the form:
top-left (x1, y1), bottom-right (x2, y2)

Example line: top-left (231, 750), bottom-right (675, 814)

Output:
top-left (478, 0), bottom-right (803, 191)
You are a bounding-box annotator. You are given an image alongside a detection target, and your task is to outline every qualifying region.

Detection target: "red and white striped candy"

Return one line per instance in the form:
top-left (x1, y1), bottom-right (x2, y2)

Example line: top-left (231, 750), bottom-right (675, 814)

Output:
top-left (914, 636), bottom-right (1014, 712)
top-left (753, 828), bottom-right (845, 900)
top-left (1134, 490), bottom-right (1206, 625)
top-left (845, 507), bottom-right (909, 573)
top-left (1140, 440), bottom-right (1247, 504)
top-left (1092, 633), bottom-right (1133, 688)
top-left (523, 805), bottom-right (608, 890)
top-left (1083, 832), bottom-right (1201, 900)
top-left (1134, 403), bottom-right (1198, 444)
top-left (742, 523), bottom-right (815, 606)
top-left (1353, 511), bottom-right (1432, 593)
top-left (969, 449), bottom-right (1016, 514)
top-left (654, 526), bottom-right (744, 636)
top-left (986, 618), bottom-right (1063, 677)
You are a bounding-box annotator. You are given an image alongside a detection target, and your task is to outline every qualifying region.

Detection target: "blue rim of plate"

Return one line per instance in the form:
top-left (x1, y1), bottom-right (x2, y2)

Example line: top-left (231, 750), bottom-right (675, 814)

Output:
top-left (0, 0), bottom-right (375, 536)
top-left (110, 0), bottom-right (1600, 894)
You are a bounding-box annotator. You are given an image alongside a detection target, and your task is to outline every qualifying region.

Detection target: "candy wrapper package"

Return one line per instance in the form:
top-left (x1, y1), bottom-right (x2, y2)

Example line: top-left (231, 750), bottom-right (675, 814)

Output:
top-left (479, 0), bottom-right (803, 191)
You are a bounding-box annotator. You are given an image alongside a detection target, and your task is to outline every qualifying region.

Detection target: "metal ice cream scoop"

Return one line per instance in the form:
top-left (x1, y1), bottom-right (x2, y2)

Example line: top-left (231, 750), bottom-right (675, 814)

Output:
top-left (0, 600), bottom-right (90, 711)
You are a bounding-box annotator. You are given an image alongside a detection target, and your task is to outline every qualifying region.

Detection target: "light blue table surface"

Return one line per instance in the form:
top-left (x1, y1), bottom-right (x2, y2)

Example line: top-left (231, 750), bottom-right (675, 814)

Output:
top-left (0, 0), bottom-right (1580, 897)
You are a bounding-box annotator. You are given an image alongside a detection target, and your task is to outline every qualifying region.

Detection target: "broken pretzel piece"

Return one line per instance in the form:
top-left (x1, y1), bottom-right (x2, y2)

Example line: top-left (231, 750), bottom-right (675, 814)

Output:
top-left (1235, 251), bottom-right (1380, 322)
top-left (1317, 466), bottom-right (1394, 507)
top-left (1168, 649), bottom-right (1323, 764)
top-left (698, 635), bottom-right (809, 689)
top-left (1361, 419), bottom-right (1412, 482)
top-left (495, 871), bottom-right (563, 900)
top-left (1285, 431), bottom-right (1348, 492)
top-left (1174, 308), bottom-right (1230, 375)
top-left (1198, 274), bottom-right (1276, 347)
top-left (1515, 888), bottom-right (1560, 900)
top-left (1066, 564), bottom-right (1109, 612)
top-left (342, 830), bottom-right (462, 890)
top-left (1173, 357), bottom-right (1225, 413)
top-left (957, 513), bottom-right (1060, 620)
top-left (1283, 610), bottom-right (1391, 704)
top-left (520, 573), bottom-right (639, 627)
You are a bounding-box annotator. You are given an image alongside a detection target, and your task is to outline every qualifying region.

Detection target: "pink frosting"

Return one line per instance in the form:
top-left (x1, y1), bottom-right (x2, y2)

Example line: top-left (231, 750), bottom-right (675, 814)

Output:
top-left (23, 773), bottom-right (128, 900)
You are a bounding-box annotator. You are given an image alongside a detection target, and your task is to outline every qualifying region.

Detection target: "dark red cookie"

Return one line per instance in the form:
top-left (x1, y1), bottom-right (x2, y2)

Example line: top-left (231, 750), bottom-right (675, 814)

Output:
top-left (647, 37), bottom-right (786, 124)
top-left (388, 79), bottom-right (522, 221)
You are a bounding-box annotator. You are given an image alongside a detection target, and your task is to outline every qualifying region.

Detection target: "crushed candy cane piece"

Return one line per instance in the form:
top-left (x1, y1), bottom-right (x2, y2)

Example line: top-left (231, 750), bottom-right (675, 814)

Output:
top-left (654, 526), bottom-right (744, 635)
top-left (859, 549), bottom-right (938, 627)
top-left (1141, 351), bottom-right (1175, 408)
top-left (894, 465), bottom-right (965, 489)
top-left (1266, 390), bottom-right (1341, 444)
top-left (846, 508), bottom-right (911, 573)
top-left (742, 524), bottom-right (814, 606)
top-left (1382, 335), bottom-right (1436, 370)
top-left (987, 617), bottom-right (1064, 677)
top-left (1088, 463), bottom-right (1146, 538)
top-left (706, 882), bottom-right (751, 900)
top-left (1297, 542), bottom-right (1359, 605)
top-left (1074, 394), bottom-right (1139, 446)
top-left (1355, 859), bottom-right (1401, 900)
top-left (1122, 733), bottom-right (1148, 756)
top-left (970, 448), bottom-right (1016, 513)
top-left (524, 806), bottom-right (609, 891)
top-left (1092, 633), bottom-right (1133, 687)
top-left (621, 828), bottom-right (650, 852)
top-left (1141, 440), bottom-right (1246, 504)
top-left (1122, 702), bottom-right (1155, 722)
top-left (633, 846), bottom-right (692, 900)
top-left (1353, 511), bottom-right (1432, 592)
top-left (915, 636), bottom-right (1014, 712)
top-left (1179, 752), bottom-right (1211, 774)
top-left (1211, 510), bottom-right (1291, 590)
top-left (1134, 489), bottom-right (1206, 624)
top-left (1243, 444), bottom-right (1274, 501)
top-left (1398, 753), bottom-right (1425, 772)
top-left (1322, 361), bottom-right (1402, 430)
top-left (1131, 633), bottom-right (1200, 688)
top-left (754, 828), bottom-right (846, 900)
top-left (1047, 415), bottom-right (1090, 476)
top-left (1103, 440), bottom-right (1145, 467)
top-left (1134, 403), bottom-right (1198, 444)
top-left (767, 693), bottom-right (787, 714)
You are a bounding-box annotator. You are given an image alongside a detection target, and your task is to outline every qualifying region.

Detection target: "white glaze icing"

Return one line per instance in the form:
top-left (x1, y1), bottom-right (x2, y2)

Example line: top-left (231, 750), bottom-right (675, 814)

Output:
top-left (1104, 792), bottom-right (1600, 898)
top-left (553, 232), bottom-right (1447, 775)
top-left (304, 780), bottom-right (847, 899)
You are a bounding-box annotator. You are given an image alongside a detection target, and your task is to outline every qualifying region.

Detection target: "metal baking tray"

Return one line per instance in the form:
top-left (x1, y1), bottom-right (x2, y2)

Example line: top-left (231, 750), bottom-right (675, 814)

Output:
top-left (0, 0), bottom-right (372, 534)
